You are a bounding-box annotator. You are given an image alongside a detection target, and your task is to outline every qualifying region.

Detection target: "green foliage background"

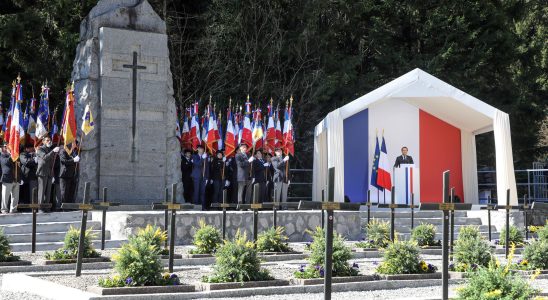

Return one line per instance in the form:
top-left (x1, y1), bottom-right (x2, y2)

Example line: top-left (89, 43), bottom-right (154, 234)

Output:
top-left (0, 0), bottom-right (546, 168)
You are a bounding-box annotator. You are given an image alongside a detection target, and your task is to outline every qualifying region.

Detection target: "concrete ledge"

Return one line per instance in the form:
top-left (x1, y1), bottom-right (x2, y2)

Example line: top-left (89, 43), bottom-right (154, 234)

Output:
top-left (88, 284), bottom-right (195, 295)
top-left (291, 275), bottom-right (378, 285)
top-left (1, 273), bottom-right (466, 300)
top-left (0, 260), bottom-right (32, 266)
top-left (196, 279), bottom-right (289, 291)
top-left (160, 254), bottom-right (183, 259)
top-left (380, 273), bottom-right (441, 280)
top-left (184, 253), bottom-right (213, 259)
top-left (1, 273), bottom-right (97, 300)
top-left (42, 257), bottom-right (111, 265)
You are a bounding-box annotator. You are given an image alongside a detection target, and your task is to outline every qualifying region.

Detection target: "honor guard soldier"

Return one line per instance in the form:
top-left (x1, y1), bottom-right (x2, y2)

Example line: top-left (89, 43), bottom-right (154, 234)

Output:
top-left (271, 148), bottom-right (290, 202)
top-left (191, 145), bottom-right (209, 210)
top-left (181, 149), bottom-right (193, 202)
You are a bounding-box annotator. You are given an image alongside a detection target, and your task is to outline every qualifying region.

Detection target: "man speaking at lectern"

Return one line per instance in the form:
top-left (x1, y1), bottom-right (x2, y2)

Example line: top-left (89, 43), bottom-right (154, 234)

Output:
top-left (394, 146), bottom-right (414, 168)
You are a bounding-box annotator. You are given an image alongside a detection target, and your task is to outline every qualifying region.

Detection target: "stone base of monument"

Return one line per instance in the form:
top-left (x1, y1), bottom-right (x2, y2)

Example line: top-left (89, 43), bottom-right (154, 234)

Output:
top-left (291, 275), bottom-right (378, 285)
top-left (259, 251), bottom-right (303, 255)
top-left (99, 211), bottom-right (361, 244)
top-left (0, 260), bottom-right (32, 267)
top-left (42, 257), bottom-right (111, 265)
top-left (196, 279), bottom-right (289, 291)
top-left (88, 284), bottom-right (195, 296)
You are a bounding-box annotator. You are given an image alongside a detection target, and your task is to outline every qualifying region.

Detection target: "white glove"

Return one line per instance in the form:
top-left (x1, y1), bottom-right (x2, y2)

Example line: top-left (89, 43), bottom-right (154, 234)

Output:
top-left (222, 157), bottom-right (226, 162)
top-left (252, 178), bottom-right (255, 184)
top-left (53, 147), bottom-right (60, 153)
top-left (283, 156), bottom-right (289, 162)
top-left (225, 180), bottom-right (230, 187)
top-left (33, 157), bottom-right (38, 163)
top-left (20, 180), bottom-right (24, 185)
top-left (201, 153), bottom-right (207, 159)
top-left (225, 161), bottom-right (230, 166)
top-left (263, 163), bottom-right (270, 167)
top-left (248, 157), bottom-right (255, 162)
top-left (73, 156), bottom-right (80, 163)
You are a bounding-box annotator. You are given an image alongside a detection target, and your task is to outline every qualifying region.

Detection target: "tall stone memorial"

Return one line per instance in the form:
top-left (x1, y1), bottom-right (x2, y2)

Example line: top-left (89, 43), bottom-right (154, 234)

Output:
top-left (72, 0), bottom-right (181, 204)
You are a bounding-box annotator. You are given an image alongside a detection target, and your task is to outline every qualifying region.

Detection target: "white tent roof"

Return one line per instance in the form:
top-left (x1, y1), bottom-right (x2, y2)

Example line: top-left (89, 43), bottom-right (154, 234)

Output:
top-left (313, 68), bottom-right (518, 205)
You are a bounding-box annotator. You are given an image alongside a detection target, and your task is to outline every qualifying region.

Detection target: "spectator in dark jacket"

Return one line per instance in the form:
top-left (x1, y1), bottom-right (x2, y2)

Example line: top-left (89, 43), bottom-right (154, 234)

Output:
top-left (191, 145), bottom-right (209, 209)
top-left (20, 144), bottom-right (38, 205)
top-left (59, 142), bottom-right (80, 205)
top-left (235, 143), bottom-right (252, 204)
top-left (271, 148), bottom-right (290, 202)
top-left (36, 135), bottom-right (60, 212)
top-left (1, 144), bottom-right (21, 213)
top-left (210, 150), bottom-right (226, 205)
top-left (181, 149), bottom-right (193, 203)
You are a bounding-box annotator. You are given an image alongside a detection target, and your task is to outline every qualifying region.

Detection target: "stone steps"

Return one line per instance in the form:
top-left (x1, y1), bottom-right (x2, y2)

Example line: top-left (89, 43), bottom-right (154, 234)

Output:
top-left (5, 230), bottom-right (109, 243)
top-left (397, 231), bottom-right (500, 241)
top-left (0, 211), bottom-right (121, 252)
top-left (0, 221), bottom-right (103, 234)
top-left (10, 239), bottom-right (124, 252)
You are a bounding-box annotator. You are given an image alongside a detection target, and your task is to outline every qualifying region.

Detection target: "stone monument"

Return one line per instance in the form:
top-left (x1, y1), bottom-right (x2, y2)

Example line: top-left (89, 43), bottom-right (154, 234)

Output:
top-left (71, 0), bottom-right (181, 204)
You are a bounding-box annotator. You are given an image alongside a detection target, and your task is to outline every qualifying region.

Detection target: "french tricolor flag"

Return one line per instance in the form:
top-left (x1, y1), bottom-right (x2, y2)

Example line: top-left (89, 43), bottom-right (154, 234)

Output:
top-left (376, 136), bottom-right (392, 190)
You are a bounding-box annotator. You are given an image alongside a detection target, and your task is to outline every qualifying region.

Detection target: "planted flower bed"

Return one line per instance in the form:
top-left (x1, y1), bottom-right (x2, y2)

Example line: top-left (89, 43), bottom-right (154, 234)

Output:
top-left (294, 227), bottom-right (361, 283)
top-left (496, 225), bottom-right (526, 247)
top-left (449, 225), bottom-right (492, 273)
top-left (0, 229), bottom-right (30, 266)
top-left (375, 240), bottom-right (438, 278)
top-left (410, 223), bottom-right (441, 247)
top-left (93, 230), bottom-right (194, 295)
top-left (200, 230), bottom-right (285, 290)
top-left (185, 219), bottom-right (222, 258)
top-left (354, 219), bottom-right (390, 250)
top-left (133, 225), bottom-right (183, 259)
top-left (256, 226), bottom-right (299, 255)
top-left (43, 226), bottom-right (107, 264)
top-left (510, 238), bottom-right (548, 273)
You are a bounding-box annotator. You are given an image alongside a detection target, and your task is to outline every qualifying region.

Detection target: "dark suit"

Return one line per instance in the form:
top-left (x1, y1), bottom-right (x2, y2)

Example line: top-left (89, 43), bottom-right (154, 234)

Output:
top-left (181, 155), bottom-right (193, 203)
top-left (394, 155), bottom-right (414, 168)
top-left (235, 152), bottom-right (251, 204)
top-left (251, 159), bottom-right (267, 203)
top-left (0, 152), bottom-right (20, 212)
top-left (210, 157), bottom-right (225, 205)
top-left (20, 151), bottom-right (38, 204)
top-left (271, 156), bottom-right (289, 202)
top-left (59, 148), bottom-right (78, 205)
top-left (36, 145), bottom-right (56, 208)
top-left (191, 153), bottom-right (209, 208)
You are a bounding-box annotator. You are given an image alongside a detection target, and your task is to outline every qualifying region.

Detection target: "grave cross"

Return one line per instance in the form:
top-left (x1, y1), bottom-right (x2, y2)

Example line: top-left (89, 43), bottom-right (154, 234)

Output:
top-left (122, 51), bottom-right (146, 162)
top-left (60, 182), bottom-right (93, 277)
top-left (480, 196), bottom-right (497, 241)
top-left (237, 185), bottom-right (271, 243)
top-left (152, 183), bottom-right (194, 272)
top-left (93, 187), bottom-right (120, 250)
top-left (495, 189), bottom-right (522, 258)
top-left (211, 190), bottom-right (237, 240)
top-left (378, 187), bottom-right (416, 242)
top-left (16, 188), bottom-right (52, 253)
top-left (298, 167), bottom-right (361, 300)
top-left (420, 171), bottom-right (472, 300)
top-left (263, 188), bottom-right (299, 229)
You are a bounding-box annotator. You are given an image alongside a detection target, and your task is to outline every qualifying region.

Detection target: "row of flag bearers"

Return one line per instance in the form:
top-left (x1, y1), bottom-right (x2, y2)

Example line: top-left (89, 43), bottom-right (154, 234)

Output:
top-left (0, 75), bottom-right (95, 213)
top-left (177, 95), bottom-right (295, 209)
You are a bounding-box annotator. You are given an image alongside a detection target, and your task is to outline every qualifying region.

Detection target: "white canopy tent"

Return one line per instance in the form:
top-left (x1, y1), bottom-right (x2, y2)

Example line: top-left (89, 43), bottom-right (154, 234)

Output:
top-left (313, 68), bottom-right (518, 205)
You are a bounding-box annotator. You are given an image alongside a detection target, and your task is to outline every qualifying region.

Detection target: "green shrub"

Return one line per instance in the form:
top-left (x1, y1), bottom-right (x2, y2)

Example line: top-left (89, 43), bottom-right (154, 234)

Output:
top-left (0, 229), bottom-right (19, 262)
top-left (456, 246), bottom-right (539, 300)
top-left (376, 240), bottom-right (436, 274)
top-left (190, 219), bottom-right (223, 254)
top-left (498, 225), bottom-right (524, 246)
top-left (256, 226), bottom-right (292, 253)
top-left (135, 224), bottom-right (168, 255)
top-left (411, 223), bottom-right (439, 246)
top-left (356, 219), bottom-right (391, 249)
top-left (535, 224), bottom-right (548, 242)
top-left (295, 227), bottom-right (358, 278)
top-left (453, 226), bottom-right (492, 272)
top-left (457, 225), bottom-right (482, 241)
top-left (203, 231), bottom-right (272, 283)
top-left (521, 240), bottom-right (548, 270)
top-left (45, 226), bottom-right (99, 260)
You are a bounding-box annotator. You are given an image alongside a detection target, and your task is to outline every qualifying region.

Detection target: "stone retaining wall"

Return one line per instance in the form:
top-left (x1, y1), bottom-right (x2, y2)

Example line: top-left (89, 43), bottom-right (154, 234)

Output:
top-left (96, 211), bottom-right (362, 244)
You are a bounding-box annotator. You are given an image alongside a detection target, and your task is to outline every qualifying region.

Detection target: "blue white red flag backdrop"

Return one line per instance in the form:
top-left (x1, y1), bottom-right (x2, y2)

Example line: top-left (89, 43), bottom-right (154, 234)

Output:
top-left (313, 68), bottom-right (517, 206)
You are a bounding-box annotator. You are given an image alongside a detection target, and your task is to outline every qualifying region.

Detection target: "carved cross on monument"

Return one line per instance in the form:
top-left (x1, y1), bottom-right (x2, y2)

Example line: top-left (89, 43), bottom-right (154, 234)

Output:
top-left (123, 51), bottom-right (146, 162)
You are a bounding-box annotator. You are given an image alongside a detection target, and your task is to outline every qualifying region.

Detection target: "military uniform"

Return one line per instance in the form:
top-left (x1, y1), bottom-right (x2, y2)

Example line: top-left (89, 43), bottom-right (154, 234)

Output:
top-left (181, 152), bottom-right (193, 203)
